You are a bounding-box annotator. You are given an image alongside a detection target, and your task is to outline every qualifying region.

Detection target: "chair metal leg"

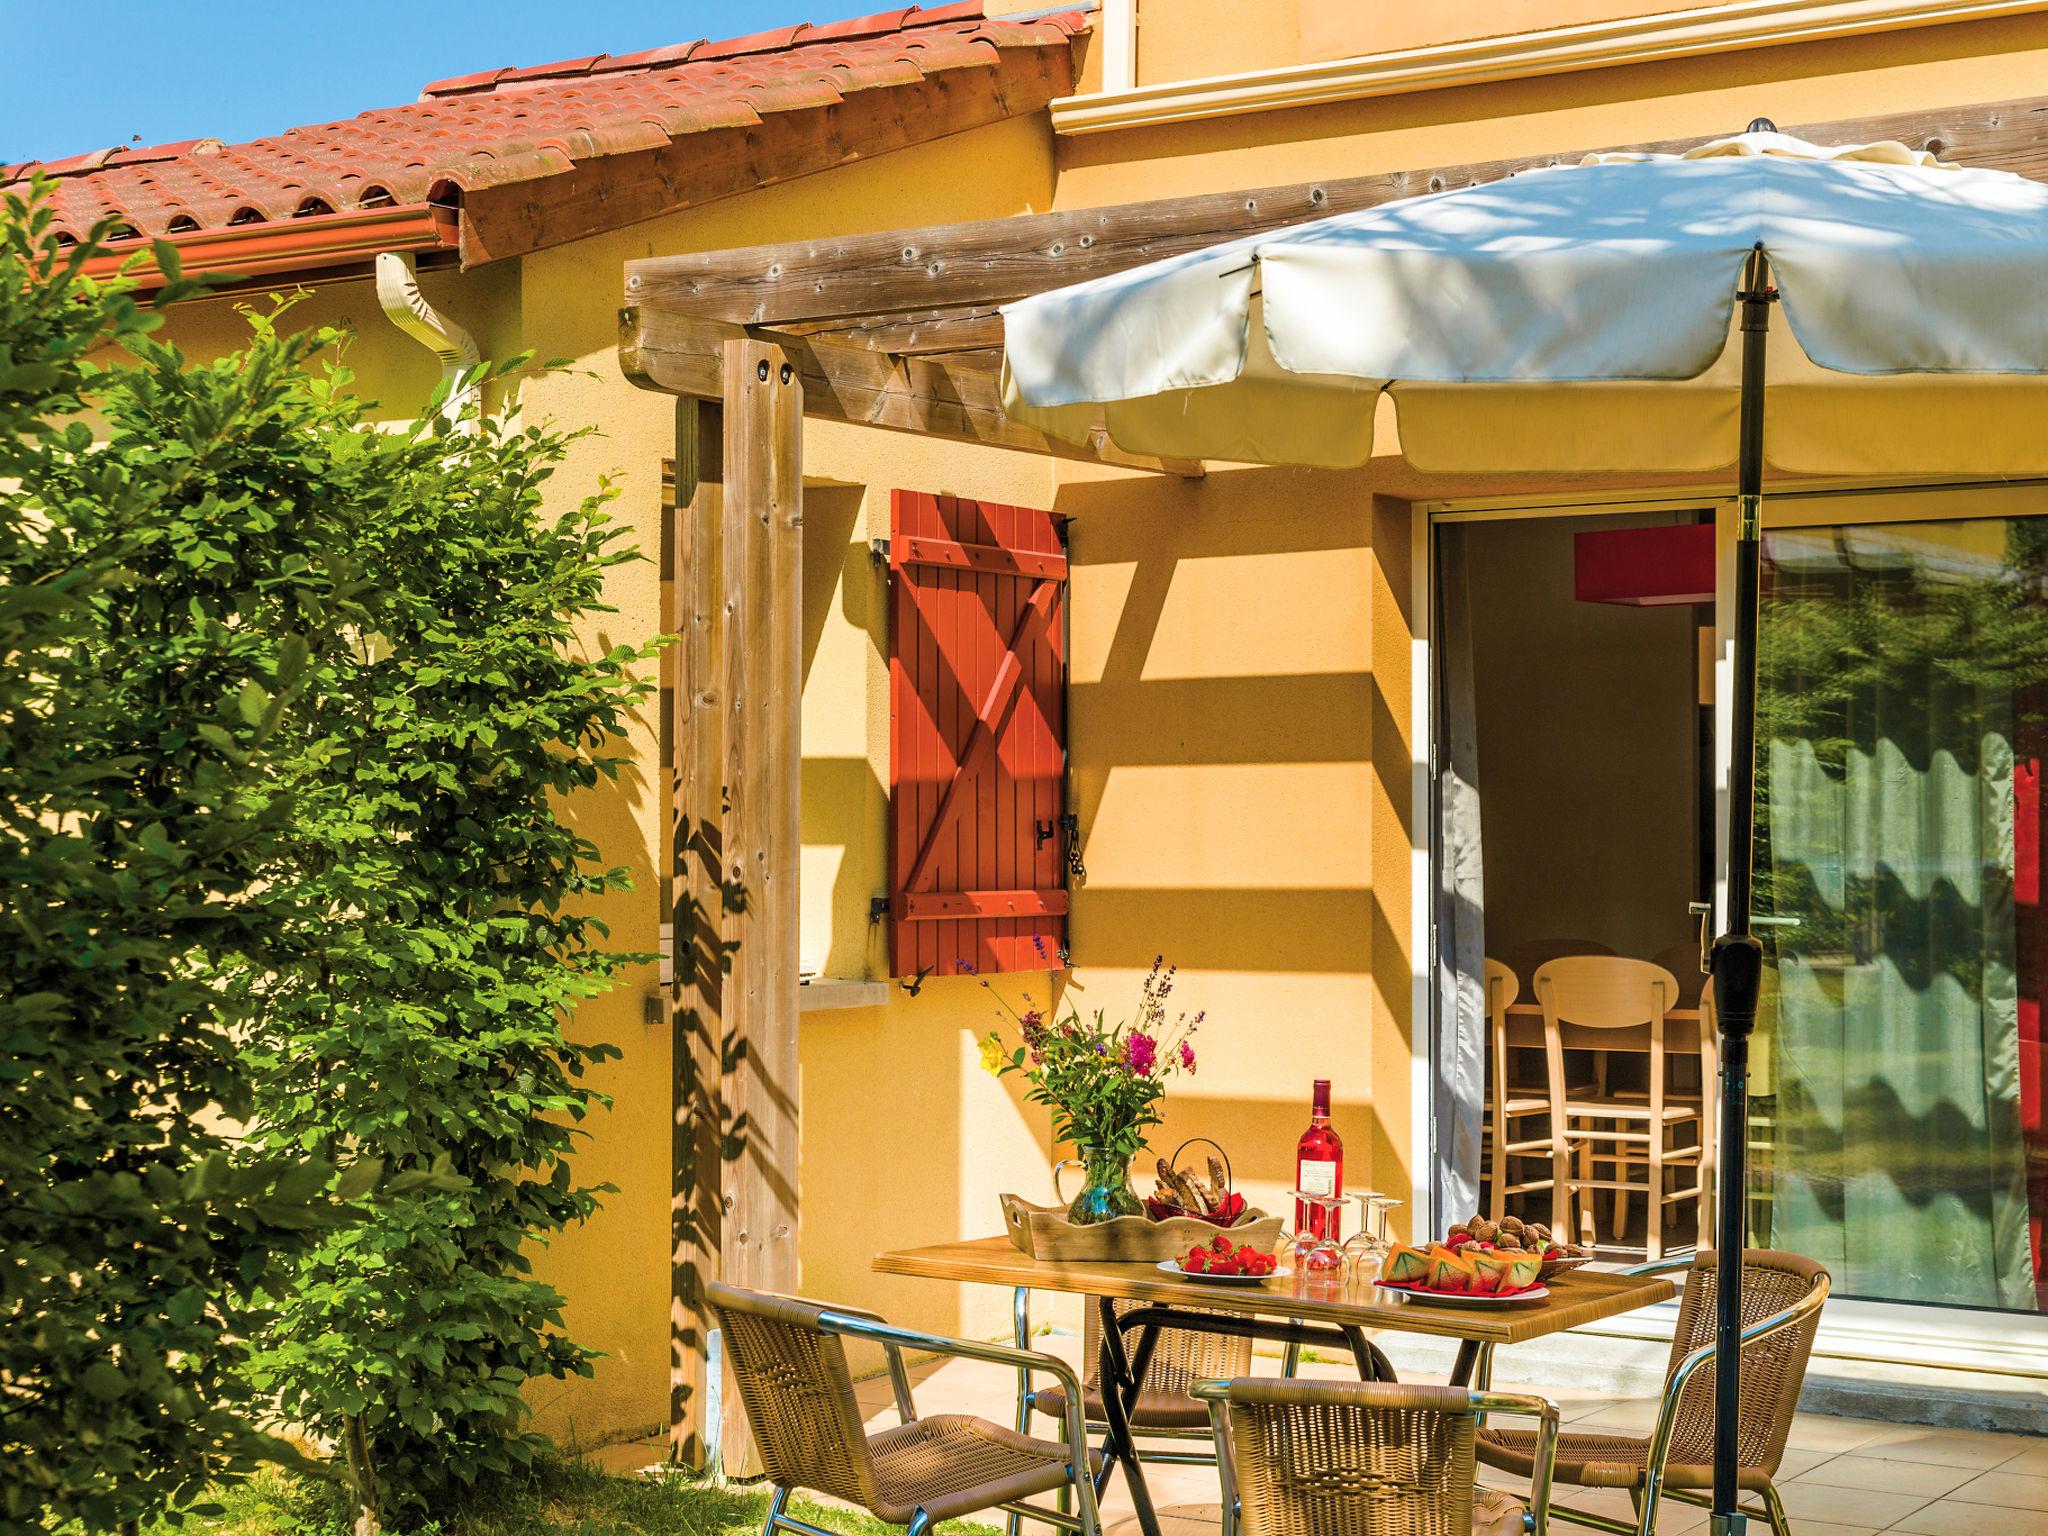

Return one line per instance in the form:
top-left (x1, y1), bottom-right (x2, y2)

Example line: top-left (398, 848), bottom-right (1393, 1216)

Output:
top-left (1758, 1480), bottom-right (1791, 1536)
top-left (762, 1486), bottom-right (791, 1536)
top-left (1634, 1464), bottom-right (1664, 1536)
top-left (907, 1511), bottom-right (932, 1536)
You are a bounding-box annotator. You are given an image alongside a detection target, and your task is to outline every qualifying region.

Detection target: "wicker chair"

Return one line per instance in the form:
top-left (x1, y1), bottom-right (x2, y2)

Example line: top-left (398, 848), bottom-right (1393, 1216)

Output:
top-left (1006, 1292), bottom-right (1293, 1536)
top-left (1025, 1295), bottom-right (1256, 1446)
top-left (1194, 1377), bottom-right (1560, 1536)
top-left (1476, 1250), bottom-right (1831, 1536)
top-left (708, 1282), bottom-right (1103, 1536)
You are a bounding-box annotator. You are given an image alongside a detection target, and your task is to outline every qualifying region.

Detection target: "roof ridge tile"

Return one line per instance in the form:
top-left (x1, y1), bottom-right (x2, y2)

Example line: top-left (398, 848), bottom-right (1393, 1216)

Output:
top-left (693, 23), bottom-right (813, 60)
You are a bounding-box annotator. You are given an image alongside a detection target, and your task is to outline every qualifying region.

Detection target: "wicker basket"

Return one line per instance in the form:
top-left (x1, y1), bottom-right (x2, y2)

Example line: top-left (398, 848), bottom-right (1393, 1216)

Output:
top-left (1001, 1193), bottom-right (1285, 1262)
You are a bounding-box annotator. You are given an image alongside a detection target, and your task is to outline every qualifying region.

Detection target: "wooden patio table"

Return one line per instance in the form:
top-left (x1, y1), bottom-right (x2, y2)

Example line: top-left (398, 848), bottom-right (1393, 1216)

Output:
top-left (875, 1236), bottom-right (1676, 1536)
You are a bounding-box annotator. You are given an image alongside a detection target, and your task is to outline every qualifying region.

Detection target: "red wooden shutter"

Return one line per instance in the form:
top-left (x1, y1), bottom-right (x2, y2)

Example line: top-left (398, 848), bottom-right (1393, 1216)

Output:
top-left (889, 491), bottom-right (1068, 978)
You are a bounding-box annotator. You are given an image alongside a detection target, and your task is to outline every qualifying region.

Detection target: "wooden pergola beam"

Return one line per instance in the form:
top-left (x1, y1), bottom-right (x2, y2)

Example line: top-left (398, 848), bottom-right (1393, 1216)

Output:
top-left (778, 304), bottom-right (1007, 355)
top-left (623, 94), bottom-right (2048, 326)
top-left (620, 303), bottom-right (1202, 476)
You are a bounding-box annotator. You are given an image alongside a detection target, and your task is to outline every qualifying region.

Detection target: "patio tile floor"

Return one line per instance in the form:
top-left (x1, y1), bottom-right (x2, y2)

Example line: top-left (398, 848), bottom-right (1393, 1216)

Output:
top-left (608, 1331), bottom-right (2047, 1535)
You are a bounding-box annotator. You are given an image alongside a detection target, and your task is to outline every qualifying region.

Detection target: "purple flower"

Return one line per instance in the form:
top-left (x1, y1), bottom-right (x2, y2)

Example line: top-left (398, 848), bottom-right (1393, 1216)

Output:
top-left (1178, 1040), bottom-right (1197, 1073)
top-left (1124, 1031), bottom-right (1158, 1076)
top-left (1021, 1010), bottom-right (1047, 1062)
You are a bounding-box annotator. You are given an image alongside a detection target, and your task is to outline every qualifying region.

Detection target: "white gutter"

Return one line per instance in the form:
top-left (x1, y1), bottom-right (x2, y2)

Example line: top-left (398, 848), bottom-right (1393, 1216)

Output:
top-left (1051, 0), bottom-right (2048, 134)
top-left (374, 250), bottom-right (480, 434)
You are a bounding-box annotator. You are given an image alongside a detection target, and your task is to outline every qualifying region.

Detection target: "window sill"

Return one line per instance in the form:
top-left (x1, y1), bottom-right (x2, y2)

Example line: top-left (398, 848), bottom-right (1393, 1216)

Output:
top-left (800, 977), bottom-right (893, 1013)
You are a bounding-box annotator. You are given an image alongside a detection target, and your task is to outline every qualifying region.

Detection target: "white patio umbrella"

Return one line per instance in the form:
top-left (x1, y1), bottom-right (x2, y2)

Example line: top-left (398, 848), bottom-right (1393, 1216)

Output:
top-left (1000, 123), bottom-right (2048, 1534)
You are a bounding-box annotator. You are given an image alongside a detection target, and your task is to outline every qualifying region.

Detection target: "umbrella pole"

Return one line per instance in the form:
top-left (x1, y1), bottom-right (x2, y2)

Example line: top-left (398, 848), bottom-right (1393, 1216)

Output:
top-left (1709, 240), bottom-right (1774, 1536)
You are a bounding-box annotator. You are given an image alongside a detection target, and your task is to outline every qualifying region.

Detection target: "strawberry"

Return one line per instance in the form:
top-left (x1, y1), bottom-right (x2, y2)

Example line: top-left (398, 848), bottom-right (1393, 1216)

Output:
top-left (1211, 1233), bottom-right (1233, 1254)
top-left (1184, 1249), bottom-right (1208, 1273)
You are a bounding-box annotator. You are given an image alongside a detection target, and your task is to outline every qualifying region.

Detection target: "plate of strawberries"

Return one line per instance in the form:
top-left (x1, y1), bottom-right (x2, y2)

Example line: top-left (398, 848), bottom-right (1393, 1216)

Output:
top-left (1159, 1232), bottom-right (1280, 1282)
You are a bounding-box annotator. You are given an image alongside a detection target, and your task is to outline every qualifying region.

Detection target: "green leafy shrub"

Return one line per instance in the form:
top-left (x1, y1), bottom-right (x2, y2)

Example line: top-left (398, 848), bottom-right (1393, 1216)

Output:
top-left (238, 369), bottom-right (658, 1529)
top-left (0, 186), bottom-right (365, 1532)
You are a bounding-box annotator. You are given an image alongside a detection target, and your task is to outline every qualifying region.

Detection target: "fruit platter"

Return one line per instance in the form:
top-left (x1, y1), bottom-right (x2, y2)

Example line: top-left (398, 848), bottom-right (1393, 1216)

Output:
top-left (1158, 1231), bottom-right (1281, 1283)
top-left (1374, 1215), bottom-right (1589, 1304)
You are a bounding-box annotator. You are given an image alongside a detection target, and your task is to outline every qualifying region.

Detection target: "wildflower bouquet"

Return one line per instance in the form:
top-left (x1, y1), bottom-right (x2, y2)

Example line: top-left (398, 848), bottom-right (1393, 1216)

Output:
top-left (978, 954), bottom-right (1202, 1223)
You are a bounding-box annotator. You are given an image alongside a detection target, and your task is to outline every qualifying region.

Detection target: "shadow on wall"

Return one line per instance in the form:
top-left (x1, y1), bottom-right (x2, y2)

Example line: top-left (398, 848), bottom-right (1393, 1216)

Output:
top-left (1044, 463), bottom-right (1408, 1206)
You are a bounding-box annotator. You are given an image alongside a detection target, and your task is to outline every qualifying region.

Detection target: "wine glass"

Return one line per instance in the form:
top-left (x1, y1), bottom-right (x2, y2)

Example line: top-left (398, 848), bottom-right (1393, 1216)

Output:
top-left (1367, 1194), bottom-right (1402, 1251)
top-left (1291, 1192), bottom-right (1345, 1290)
top-left (1339, 1192), bottom-right (1389, 1289)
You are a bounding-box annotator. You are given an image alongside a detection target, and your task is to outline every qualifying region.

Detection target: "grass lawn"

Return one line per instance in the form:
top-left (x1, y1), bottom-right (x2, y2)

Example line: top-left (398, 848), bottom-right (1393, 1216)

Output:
top-left (168, 1459), bottom-right (1004, 1536)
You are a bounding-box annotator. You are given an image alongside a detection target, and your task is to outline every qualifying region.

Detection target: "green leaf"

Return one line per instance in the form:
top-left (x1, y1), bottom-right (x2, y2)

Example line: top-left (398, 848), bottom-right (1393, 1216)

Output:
top-left (333, 1157), bottom-right (383, 1201)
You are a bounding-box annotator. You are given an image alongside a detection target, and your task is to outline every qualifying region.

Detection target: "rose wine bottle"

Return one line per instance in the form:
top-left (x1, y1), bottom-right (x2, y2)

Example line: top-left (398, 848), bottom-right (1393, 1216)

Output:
top-left (1294, 1079), bottom-right (1343, 1240)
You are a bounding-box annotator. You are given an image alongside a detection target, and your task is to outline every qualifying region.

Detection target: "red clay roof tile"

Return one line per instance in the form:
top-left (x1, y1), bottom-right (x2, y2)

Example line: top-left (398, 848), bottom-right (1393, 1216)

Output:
top-left (10, 3), bottom-right (1091, 252)
top-left (806, 9), bottom-right (918, 42)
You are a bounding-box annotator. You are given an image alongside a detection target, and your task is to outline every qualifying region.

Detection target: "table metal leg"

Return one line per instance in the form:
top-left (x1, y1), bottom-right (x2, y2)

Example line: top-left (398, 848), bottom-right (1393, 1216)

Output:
top-left (1009, 1287), bottom-right (1032, 1536)
top-left (1338, 1325), bottom-right (1397, 1382)
top-left (1448, 1339), bottom-right (1492, 1387)
top-left (1096, 1296), bottom-right (1162, 1536)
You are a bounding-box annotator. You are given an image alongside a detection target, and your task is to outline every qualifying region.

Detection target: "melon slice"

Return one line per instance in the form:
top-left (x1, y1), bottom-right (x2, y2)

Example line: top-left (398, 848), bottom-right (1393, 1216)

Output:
top-left (1383, 1242), bottom-right (1432, 1284)
top-left (1500, 1252), bottom-right (1543, 1292)
top-left (1471, 1249), bottom-right (1544, 1293)
top-left (1468, 1251), bottom-right (1510, 1294)
top-left (1424, 1245), bottom-right (1477, 1293)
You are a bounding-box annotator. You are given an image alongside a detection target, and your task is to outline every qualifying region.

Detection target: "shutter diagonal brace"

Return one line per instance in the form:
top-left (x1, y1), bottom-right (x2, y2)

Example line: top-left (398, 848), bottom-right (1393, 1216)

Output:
top-left (900, 578), bottom-right (1059, 902)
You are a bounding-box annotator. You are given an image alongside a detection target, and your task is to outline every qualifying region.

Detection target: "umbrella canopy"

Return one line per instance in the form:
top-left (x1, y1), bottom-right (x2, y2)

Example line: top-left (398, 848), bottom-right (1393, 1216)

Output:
top-left (1001, 129), bottom-right (2048, 1535)
top-left (1001, 131), bottom-right (2048, 474)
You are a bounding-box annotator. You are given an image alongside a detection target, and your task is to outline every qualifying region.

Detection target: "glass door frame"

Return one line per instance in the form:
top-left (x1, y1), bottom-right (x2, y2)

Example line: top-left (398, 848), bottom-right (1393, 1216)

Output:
top-left (1416, 478), bottom-right (2048, 1379)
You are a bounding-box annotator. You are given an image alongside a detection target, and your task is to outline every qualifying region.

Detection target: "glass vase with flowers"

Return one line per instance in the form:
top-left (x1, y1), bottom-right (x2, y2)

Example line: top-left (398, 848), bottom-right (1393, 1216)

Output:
top-left (978, 951), bottom-right (1202, 1225)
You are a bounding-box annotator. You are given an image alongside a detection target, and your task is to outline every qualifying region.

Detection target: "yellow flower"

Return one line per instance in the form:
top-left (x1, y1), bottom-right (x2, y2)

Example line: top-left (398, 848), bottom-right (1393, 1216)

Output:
top-left (978, 1034), bottom-right (1006, 1074)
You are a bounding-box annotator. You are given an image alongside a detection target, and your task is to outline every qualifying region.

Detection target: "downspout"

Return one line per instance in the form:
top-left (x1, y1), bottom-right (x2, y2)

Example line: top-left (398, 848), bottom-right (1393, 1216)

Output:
top-left (374, 250), bottom-right (480, 434)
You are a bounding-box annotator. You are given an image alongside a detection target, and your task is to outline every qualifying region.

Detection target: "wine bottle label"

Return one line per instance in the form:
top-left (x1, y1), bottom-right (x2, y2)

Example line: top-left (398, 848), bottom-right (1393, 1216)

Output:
top-left (1298, 1160), bottom-right (1338, 1197)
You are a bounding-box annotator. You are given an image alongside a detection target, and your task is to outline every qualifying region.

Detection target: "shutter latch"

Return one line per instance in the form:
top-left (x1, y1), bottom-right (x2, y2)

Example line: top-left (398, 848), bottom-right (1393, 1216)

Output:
top-left (1039, 812), bottom-right (1086, 884)
top-left (1056, 811), bottom-right (1089, 884)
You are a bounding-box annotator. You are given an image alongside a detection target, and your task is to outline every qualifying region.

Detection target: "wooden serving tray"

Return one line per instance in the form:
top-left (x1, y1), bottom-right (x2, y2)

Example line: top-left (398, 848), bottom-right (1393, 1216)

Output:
top-left (1001, 1193), bottom-right (1284, 1261)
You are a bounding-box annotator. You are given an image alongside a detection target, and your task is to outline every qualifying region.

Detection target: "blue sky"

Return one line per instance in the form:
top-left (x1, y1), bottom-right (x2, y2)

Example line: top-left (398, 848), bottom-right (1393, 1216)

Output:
top-left (1, 0), bottom-right (809, 165)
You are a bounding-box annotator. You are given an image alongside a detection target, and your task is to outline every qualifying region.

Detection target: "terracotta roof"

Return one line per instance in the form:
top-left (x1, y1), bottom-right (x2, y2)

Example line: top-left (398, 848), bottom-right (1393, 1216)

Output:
top-left (5, 3), bottom-right (1088, 279)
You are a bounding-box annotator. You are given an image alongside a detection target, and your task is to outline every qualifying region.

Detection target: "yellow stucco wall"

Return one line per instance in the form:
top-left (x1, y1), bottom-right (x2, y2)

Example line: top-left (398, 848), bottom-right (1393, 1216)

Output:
top-left (142, 6), bottom-right (2048, 1448)
top-left (1133, 0), bottom-right (1714, 82)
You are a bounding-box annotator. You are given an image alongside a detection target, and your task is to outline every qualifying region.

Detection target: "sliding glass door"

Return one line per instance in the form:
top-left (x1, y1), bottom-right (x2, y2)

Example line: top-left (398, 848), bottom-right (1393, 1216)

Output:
top-left (1753, 507), bottom-right (2048, 1313)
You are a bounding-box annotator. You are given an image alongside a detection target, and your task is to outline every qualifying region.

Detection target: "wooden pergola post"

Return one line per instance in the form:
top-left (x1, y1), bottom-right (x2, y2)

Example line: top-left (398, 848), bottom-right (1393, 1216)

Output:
top-left (715, 337), bottom-right (804, 1476)
top-left (669, 394), bottom-right (724, 1469)
top-left (666, 342), bottom-right (803, 1475)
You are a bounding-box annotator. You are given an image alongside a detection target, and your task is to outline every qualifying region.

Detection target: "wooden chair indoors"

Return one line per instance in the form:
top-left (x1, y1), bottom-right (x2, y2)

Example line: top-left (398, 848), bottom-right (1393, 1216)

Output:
top-left (1531, 957), bottom-right (1717, 1259)
top-left (1481, 959), bottom-right (1590, 1226)
top-left (1196, 1376), bottom-right (1561, 1536)
top-left (709, 1282), bottom-right (1103, 1536)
